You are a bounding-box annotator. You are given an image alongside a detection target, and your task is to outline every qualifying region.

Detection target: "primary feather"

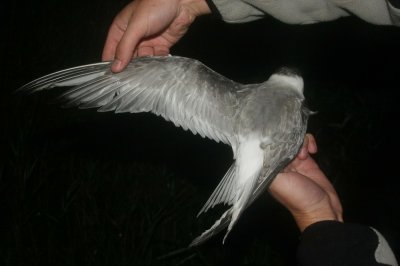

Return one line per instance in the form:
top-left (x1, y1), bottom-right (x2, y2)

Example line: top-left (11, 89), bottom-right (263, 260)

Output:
top-left (19, 55), bottom-right (310, 246)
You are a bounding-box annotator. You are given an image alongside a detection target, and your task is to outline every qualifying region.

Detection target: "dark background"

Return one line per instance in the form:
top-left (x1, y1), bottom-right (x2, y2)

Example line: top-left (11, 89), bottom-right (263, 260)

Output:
top-left (1, 0), bottom-right (400, 265)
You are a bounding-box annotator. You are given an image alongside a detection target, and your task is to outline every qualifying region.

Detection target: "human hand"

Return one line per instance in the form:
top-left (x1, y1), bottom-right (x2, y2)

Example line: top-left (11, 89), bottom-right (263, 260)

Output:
top-left (269, 134), bottom-right (343, 232)
top-left (102, 0), bottom-right (211, 73)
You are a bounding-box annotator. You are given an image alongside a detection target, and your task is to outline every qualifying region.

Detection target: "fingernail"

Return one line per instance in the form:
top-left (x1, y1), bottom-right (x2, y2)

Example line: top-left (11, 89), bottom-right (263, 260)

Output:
top-left (112, 59), bottom-right (122, 72)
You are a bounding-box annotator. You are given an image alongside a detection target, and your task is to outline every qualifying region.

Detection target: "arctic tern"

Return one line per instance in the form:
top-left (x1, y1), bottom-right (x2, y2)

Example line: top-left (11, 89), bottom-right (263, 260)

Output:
top-left (18, 55), bottom-right (310, 246)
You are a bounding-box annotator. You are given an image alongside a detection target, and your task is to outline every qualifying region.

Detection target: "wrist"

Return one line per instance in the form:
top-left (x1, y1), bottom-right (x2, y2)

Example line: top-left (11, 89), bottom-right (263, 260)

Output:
top-left (389, 0), bottom-right (400, 9)
top-left (291, 206), bottom-right (341, 232)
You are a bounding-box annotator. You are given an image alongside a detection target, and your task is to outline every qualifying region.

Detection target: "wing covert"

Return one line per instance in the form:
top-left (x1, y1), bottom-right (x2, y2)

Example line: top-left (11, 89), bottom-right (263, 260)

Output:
top-left (19, 56), bottom-right (241, 147)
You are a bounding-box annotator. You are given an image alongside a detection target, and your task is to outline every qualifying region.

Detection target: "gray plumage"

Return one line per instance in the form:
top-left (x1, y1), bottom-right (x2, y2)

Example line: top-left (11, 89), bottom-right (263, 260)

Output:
top-left (18, 55), bottom-right (310, 246)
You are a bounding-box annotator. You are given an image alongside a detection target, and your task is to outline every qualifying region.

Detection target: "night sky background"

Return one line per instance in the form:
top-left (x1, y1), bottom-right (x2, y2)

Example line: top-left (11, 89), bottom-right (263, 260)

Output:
top-left (1, 0), bottom-right (400, 265)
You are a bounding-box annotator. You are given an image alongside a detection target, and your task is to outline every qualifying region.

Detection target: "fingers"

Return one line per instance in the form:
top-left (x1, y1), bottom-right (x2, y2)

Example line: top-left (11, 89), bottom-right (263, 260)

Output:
top-left (102, 24), bottom-right (121, 61)
top-left (137, 42), bottom-right (170, 57)
top-left (270, 172), bottom-right (339, 231)
top-left (102, 2), bottom-right (137, 62)
top-left (329, 191), bottom-right (343, 222)
top-left (111, 23), bottom-right (143, 72)
top-left (306, 133), bottom-right (318, 153)
top-left (102, 1), bottom-right (142, 72)
top-left (298, 133), bottom-right (318, 160)
top-left (272, 168), bottom-right (343, 230)
top-left (111, 1), bottom-right (151, 72)
top-left (298, 161), bottom-right (343, 222)
top-left (102, 0), bottom-right (200, 73)
top-left (137, 46), bottom-right (155, 57)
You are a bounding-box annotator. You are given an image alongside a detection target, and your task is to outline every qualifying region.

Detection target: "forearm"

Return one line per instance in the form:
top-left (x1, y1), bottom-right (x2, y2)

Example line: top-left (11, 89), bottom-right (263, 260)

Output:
top-left (388, 0), bottom-right (400, 25)
top-left (389, 0), bottom-right (400, 8)
top-left (207, 0), bottom-right (400, 25)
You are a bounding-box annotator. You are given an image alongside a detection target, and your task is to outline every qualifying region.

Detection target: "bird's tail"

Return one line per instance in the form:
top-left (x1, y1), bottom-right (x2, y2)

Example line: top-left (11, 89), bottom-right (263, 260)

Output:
top-left (190, 169), bottom-right (260, 247)
top-left (189, 208), bottom-right (232, 247)
top-left (190, 163), bottom-right (237, 247)
top-left (197, 163), bottom-right (237, 216)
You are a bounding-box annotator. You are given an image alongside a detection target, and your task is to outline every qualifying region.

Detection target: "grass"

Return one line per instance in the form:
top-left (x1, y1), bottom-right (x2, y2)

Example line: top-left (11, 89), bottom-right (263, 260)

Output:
top-left (1, 94), bottom-right (290, 266)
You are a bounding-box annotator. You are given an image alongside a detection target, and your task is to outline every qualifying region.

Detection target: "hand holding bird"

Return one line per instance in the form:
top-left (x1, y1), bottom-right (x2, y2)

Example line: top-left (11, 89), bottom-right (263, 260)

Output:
top-left (270, 134), bottom-right (343, 232)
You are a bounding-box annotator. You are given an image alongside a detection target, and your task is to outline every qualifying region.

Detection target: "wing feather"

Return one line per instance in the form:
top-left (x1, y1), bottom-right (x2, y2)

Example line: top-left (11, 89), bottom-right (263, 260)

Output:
top-left (20, 56), bottom-right (240, 146)
top-left (18, 62), bottom-right (110, 92)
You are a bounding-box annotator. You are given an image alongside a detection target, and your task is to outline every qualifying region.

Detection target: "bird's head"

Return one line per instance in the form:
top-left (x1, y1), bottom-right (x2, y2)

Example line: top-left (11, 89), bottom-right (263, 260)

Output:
top-left (268, 67), bottom-right (304, 95)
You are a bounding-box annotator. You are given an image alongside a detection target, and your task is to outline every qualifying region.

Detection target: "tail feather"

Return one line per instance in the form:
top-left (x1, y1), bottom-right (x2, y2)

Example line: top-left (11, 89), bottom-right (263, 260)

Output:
top-left (197, 163), bottom-right (237, 216)
top-left (191, 169), bottom-right (261, 247)
top-left (190, 209), bottom-right (232, 247)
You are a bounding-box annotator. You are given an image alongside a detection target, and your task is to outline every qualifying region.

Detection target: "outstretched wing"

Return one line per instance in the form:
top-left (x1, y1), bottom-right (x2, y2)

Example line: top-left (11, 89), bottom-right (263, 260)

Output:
top-left (19, 56), bottom-right (241, 147)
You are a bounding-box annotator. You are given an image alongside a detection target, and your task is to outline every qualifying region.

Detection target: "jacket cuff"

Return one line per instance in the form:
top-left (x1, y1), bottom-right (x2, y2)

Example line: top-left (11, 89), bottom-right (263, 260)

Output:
top-left (297, 221), bottom-right (384, 265)
top-left (388, 0), bottom-right (400, 8)
top-left (205, 0), bottom-right (222, 19)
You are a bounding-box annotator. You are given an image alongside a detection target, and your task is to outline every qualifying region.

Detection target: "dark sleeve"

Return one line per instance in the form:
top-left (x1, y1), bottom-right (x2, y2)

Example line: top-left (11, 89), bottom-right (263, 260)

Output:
top-left (204, 0), bottom-right (222, 19)
top-left (297, 221), bottom-right (397, 266)
top-left (389, 0), bottom-right (400, 8)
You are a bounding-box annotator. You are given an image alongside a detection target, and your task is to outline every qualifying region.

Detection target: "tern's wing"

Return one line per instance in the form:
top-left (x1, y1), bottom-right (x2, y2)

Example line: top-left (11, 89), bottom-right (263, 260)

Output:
top-left (19, 56), bottom-right (241, 146)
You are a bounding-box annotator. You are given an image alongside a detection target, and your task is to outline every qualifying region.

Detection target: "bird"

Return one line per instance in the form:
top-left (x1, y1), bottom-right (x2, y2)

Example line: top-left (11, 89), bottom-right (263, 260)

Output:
top-left (18, 55), bottom-right (311, 247)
